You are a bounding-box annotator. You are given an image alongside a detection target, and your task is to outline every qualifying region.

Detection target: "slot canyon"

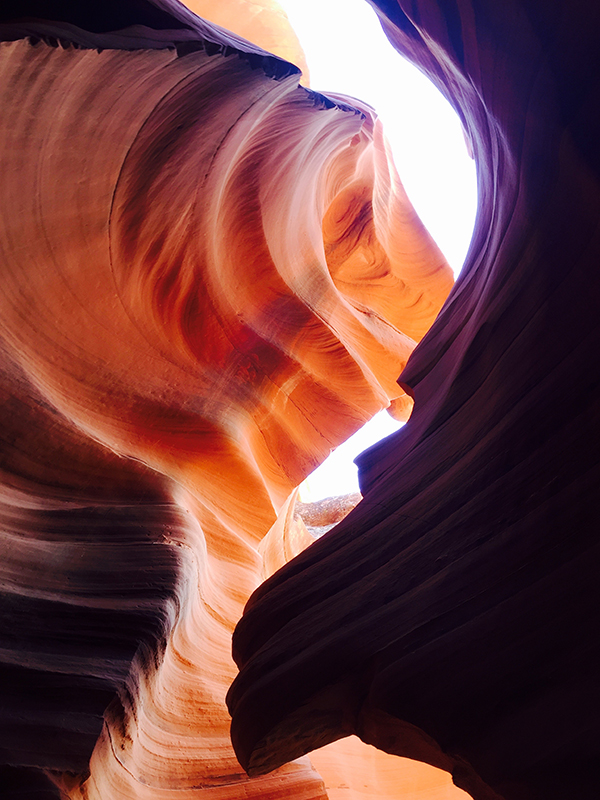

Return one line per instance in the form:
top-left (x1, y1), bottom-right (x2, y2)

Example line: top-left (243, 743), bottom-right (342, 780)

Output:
top-left (0, 1), bottom-right (598, 799)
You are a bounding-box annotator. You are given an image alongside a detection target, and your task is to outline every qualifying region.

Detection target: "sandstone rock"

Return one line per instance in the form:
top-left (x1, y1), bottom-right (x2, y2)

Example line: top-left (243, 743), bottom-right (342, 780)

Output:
top-left (229, 2), bottom-right (600, 799)
top-left (0, 1), bottom-right (451, 797)
top-left (182, 0), bottom-right (310, 83)
top-left (296, 492), bottom-right (363, 537)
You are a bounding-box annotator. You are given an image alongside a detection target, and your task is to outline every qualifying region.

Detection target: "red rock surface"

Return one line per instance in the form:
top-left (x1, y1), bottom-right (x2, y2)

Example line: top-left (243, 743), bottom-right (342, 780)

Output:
top-left (0, 1), bottom-right (452, 797)
top-left (229, 1), bottom-right (600, 799)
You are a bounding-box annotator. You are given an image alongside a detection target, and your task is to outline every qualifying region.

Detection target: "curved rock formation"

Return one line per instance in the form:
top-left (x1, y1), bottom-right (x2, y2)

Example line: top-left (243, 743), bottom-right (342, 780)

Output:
top-left (229, 1), bottom-right (600, 799)
top-left (182, 0), bottom-right (310, 82)
top-left (0, 1), bottom-right (452, 797)
top-left (257, 491), bottom-right (470, 800)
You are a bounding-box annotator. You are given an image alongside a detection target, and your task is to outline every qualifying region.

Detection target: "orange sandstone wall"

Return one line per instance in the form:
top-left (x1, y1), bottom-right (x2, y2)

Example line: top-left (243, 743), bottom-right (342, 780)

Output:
top-left (0, 2), bottom-right (452, 797)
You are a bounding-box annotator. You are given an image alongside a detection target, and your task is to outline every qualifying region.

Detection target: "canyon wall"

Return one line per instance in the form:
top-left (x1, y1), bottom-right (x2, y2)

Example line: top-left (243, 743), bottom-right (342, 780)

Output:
top-left (229, 1), bottom-right (600, 799)
top-left (0, 1), bottom-right (455, 797)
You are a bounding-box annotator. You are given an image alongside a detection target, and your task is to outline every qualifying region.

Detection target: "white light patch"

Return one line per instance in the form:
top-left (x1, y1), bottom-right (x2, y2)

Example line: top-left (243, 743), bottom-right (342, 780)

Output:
top-left (276, 0), bottom-right (477, 501)
top-left (278, 0), bottom-right (477, 274)
top-left (299, 411), bottom-right (404, 501)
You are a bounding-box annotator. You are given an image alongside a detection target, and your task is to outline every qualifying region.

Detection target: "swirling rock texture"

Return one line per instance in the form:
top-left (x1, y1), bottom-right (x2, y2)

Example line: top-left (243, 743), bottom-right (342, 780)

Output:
top-left (229, 1), bottom-right (600, 799)
top-left (0, 0), bottom-right (453, 798)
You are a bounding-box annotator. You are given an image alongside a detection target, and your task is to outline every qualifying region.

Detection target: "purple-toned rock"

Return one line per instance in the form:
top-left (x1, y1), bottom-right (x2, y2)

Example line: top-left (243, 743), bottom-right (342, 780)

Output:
top-left (228, 2), bottom-right (600, 799)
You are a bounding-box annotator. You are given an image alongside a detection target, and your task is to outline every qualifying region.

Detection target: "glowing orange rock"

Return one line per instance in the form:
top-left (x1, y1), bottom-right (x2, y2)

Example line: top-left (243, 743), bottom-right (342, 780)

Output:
top-left (311, 737), bottom-right (471, 800)
top-left (0, 2), bottom-right (452, 797)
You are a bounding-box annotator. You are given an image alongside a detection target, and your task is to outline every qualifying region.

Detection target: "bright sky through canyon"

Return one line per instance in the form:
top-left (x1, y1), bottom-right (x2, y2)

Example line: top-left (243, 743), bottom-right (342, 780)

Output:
top-left (278, 0), bottom-right (478, 501)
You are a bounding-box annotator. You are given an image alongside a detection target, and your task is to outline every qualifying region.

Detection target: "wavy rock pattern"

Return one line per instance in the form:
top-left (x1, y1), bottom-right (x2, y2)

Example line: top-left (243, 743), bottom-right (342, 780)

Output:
top-left (0, 1), bottom-right (452, 797)
top-left (229, 1), bottom-right (600, 799)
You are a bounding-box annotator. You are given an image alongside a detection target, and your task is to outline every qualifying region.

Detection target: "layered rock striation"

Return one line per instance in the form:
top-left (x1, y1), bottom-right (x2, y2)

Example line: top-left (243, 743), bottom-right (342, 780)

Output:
top-left (229, 1), bottom-right (600, 799)
top-left (0, 1), bottom-right (452, 797)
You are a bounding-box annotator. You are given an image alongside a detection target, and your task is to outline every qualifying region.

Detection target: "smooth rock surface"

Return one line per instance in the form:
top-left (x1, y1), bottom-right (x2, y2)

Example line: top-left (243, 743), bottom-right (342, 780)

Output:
top-left (229, 1), bottom-right (600, 799)
top-left (0, 1), bottom-right (452, 797)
